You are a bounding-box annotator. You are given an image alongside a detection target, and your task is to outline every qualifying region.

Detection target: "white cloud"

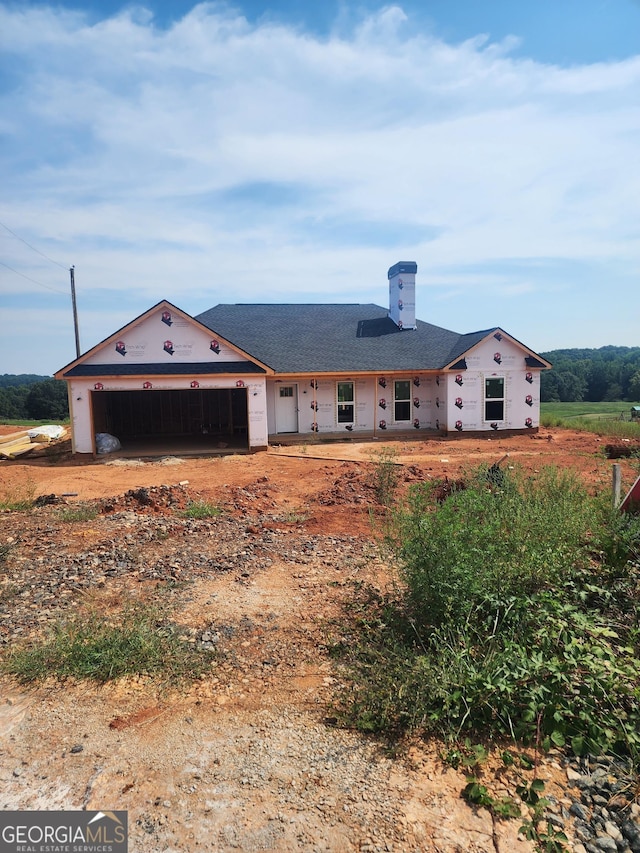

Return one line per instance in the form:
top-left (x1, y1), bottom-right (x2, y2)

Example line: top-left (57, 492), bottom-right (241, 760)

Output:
top-left (0, 1), bottom-right (639, 373)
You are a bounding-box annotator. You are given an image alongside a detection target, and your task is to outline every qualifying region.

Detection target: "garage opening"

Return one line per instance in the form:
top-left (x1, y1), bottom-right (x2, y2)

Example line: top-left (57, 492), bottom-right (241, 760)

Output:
top-left (91, 388), bottom-right (249, 455)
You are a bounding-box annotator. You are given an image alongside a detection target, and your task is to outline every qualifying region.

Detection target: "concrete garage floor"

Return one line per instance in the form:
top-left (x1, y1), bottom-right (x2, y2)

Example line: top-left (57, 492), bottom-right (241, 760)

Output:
top-left (106, 432), bottom-right (250, 458)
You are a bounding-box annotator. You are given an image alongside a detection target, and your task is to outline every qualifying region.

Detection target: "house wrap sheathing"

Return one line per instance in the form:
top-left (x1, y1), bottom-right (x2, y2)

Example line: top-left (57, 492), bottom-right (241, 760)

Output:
top-left (56, 262), bottom-right (550, 455)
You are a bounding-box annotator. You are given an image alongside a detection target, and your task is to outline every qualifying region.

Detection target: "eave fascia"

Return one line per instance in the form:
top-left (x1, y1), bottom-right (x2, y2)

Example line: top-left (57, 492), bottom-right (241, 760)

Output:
top-left (268, 369), bottom-right (442, 381)
top-left (63, 371), bottom-right (269, 382)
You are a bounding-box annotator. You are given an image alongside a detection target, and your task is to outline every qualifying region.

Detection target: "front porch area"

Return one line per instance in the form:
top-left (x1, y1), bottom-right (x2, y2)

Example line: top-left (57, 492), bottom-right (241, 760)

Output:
top-left (268, 427), bottom-right (443, 446)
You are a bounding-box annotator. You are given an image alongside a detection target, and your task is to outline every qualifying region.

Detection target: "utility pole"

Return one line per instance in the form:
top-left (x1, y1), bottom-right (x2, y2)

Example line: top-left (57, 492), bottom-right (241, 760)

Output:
top-left (70, 265), bottom-right (81, 358)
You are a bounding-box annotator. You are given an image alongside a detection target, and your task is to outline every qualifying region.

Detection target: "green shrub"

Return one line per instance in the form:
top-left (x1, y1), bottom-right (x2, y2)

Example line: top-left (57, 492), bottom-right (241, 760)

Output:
top-left (368, 447), bottom-right (400, 506)
top-left (334, 465), bottom-right (640, 758)
top-left (396, 466), bottom-right (596, 630)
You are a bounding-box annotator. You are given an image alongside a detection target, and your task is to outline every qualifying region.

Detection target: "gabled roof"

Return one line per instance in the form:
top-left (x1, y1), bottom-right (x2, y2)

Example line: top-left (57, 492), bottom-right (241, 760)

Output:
top-left (195, 303), bottom-right (546, 374)
top-left (443, 329), bottom-right (495, 368)
top-left (441, 327), bottom-right (552, 372)
top-left (55, 300), bottom-right (271, 379)
top-left (56, 300), bottom-right (549, 380)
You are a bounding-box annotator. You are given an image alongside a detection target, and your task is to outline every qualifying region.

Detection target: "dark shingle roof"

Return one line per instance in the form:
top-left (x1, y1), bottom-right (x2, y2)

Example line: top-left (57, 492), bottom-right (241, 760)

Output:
top-left (525, 355), bottom-right (548, 369)
top-left (64, 362), bottom-right (266, 377)
top-left (195, 303), bottom-right (493, 373)
top-left (444, 330), bottom-right (495, 366)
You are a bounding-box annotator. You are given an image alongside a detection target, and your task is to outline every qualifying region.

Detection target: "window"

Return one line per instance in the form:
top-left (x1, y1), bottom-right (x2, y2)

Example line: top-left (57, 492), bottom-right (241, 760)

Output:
top-left (485, 377), bottom-right (505, 420)
top-left (394, 380), bottom-right (411, 422)
top-left (337, 382), bottom-right (354, 423)
top-left (279, 387), bottom-right (294, 398)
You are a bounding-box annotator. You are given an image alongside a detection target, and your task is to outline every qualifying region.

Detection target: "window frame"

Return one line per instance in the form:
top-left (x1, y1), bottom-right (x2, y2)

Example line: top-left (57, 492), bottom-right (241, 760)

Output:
top-left (484, 376), bottom-right (505, 421)
top-left (393, 379), bottom-right (412, 422)
top-left (336, 381), bottom-right (355, 424)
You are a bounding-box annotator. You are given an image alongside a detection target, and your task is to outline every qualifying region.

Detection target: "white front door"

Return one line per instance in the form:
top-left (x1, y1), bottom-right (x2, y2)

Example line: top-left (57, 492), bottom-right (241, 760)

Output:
top-left (275, 385), bottom-right (298, 433)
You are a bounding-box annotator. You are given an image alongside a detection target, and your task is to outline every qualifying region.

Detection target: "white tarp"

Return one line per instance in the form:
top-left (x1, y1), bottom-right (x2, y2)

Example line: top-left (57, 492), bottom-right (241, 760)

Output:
top-left (27, 425), bottom-right (65, 441)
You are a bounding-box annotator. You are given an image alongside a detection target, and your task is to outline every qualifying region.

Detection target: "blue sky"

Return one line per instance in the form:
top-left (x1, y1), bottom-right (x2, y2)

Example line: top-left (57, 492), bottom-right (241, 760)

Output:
top-left (1, 0), bottom-right (639, 375)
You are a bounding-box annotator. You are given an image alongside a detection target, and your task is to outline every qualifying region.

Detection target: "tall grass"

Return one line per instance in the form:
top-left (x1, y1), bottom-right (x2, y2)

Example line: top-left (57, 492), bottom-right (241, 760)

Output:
top-left (56, 505), bottom-right (99, 522)
top-left (541, 415), bottom-right (640, 440)
top-left (368, 447), bottom-right (400, 505)
top-left (541, 402), bottom-right (632, 420)
top-left (541, 402), bottom-right (640, 439)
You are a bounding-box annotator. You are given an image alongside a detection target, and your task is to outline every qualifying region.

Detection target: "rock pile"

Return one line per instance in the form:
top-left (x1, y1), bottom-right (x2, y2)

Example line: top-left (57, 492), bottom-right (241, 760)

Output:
top-left (100, 483), bottom-right (191, 514)
top-left (317, 466), bottom-right (376, 506)
top-left (561, 754), bottom-right (640, 853)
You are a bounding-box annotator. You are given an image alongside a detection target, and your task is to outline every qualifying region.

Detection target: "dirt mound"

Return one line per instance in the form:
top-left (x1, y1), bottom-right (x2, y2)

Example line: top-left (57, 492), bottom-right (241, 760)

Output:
top-left (316, 464), bottom-right (376, 506)
top-left (100, 483), bottom-right (192, 515)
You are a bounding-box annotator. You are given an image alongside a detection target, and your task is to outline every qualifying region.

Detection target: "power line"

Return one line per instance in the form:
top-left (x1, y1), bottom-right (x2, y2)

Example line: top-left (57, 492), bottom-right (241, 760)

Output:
top-left (0, 220), bottom-right (68, 270)
top-left (0, 259), bottom-right (68, 295)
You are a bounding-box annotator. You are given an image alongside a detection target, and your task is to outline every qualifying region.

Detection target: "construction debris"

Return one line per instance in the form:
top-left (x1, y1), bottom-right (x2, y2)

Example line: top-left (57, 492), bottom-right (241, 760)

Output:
top-left (27, 425), bottom-right (66, 442)
top-left (0, 426), bottom-right (67, 460)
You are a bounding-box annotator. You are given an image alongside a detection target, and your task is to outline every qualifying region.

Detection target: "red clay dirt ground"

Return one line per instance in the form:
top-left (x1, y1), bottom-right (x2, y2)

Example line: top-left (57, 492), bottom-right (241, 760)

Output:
top-left (0, 427), bottom-right (639, 853)
top-left (0, 426), bottom-right (637, 537)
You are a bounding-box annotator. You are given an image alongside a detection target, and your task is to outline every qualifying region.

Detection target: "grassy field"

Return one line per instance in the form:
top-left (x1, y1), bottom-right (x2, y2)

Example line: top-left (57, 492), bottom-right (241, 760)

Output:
top-left (0, 418), bottom-right (70, 428)
top-left (541, 401), bottom-right (635, 420)
top-left (541, 401), bottom-right (640, 438)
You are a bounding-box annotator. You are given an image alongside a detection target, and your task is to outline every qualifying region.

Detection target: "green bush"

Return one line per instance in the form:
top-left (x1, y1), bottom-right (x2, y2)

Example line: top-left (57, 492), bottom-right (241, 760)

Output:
top-left (368, 447), bottom-right (400, 506)
top-left (396, 467), bottom-right (595, 630)
top-left (335, 466), bottom-right (640, 758)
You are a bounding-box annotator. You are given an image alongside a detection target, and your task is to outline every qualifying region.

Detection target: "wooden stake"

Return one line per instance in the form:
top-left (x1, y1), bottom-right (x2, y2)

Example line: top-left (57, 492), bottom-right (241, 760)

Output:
top-left (612, 463), bottom-right (621, 508)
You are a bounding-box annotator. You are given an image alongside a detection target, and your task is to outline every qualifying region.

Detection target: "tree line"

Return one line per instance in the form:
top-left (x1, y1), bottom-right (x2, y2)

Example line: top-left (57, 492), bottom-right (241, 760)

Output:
top-left (0, 375), bottom-right (69, 421)
top-left (540, 346), bottom-right (640, 403)
top-left (1, 350), bottom-right (639, 419)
